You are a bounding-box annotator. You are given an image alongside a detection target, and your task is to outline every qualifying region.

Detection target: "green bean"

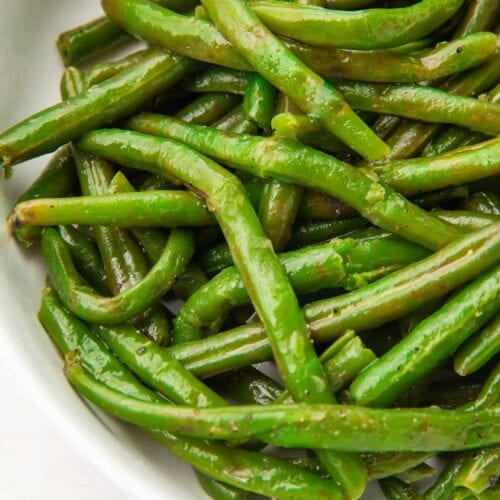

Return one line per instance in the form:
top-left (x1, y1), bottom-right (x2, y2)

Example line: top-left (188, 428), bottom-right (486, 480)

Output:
top-left (66, 359), bottom-right (500, 452)
top-left (209, 367), bottom-right (284, 406)
top-left (175, 93), bottom-right (241, 125)
top-left (248, 0), bottom-right (465, 49)
top-left (424, 454), bottom-right (468, 499)
top-left (84, 48), bottom-right (157, 86)
top-left (39, 288), bottom-right (339, 499)
top-left (194, 471), bottom-right (246, 500)
top-left (350, 265), bottom-right (500, 408)
top-left (57, 17), bottom-right (132, 66)
top-left (455, 445), bottom-right (500, 494)
top-left (323, 337), bottom-right (376, 393)
top-left (242, 74), bottom-right (277, 131)
top-left (197, 242), bottom-right (234, 276)
top-left (186, 68), bottom-right (251, 94)
top-left (125, 116), bottom-right (463, 250)
top-left (454, 0), bottom-right (500, 37)
top-left (460, 190), bottom-right (500, 215)
top-left (42, 227), bottom-right (194, 325)
top-left (289, 218), bottom-right (368, 247)
top-left (298, 189), bottom-right (358, 220)
top-left (454, 313), bottom-right (500, 376)
top-left (257, 180), bottom-right (303, 251)
top-left (412, 186), bottom-right (469, 210)
top-left (423, 83), bottom-right (500, 157)
top-left (289, 33), bottom-right (497, 83)
top-left (426, 210), bottom-right (499, 231)
top-left (366, 137), bottom-right (500, 197)
top-left (333, 79), bottom-right (500, 136)
top-left (10, 191), bottom-right (215, 228)
top-left (377, 38), bottom-right (500, 161)
top-left (202, 0), bottom-right (389, 161)
top-left (396, 463), bottom-right (437, 484)
top-left (0, 49), bottom-right (197, 169)
top-left (213, 105), bottom-right (259, 134)
top-left (57, 226), bottom-right (110, 296)
top-left (175, 232), bottom-right (430, 342)
top-left (379, 477), bottom-right (418, 499)
top-left (168, 223), bottom-right (500, 377)
top-left (76, 128), bottom-right (367, 494)
top-left (9, 145), bottom-right (77, 246)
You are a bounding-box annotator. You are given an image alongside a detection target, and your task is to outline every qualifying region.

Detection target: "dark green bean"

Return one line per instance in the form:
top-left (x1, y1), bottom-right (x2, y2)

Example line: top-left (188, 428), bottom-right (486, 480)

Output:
top-left (202, 0), bottom-right (389, 161)
top-left (57, 17), bottom-right (132, 66)
top-left (379, 477), bottom-right (418, 499)
top-left (125, 115), bottom-right (463, 250)
top-left (350, 265), bottom-right (500, 408)
top-left (39, 287), bottom-right (338, 499)
top-left (194, 471), bottom-right (246, 500)
top-left (175, 93), bottom-right (241, 125)
top-left (57, 226), bottom-right (110, 296)
top-left (66, 359), bottom-right (500, 452)
top-left (454, 313), bottom-right (500, 376)
top-left (9, 145), bottom-right (77, 246)
top-left (10, 191), bottom-right (215, 228)
top-left (212, 105), bottom-right (259, 134)
top-left (454, 0), bottom-right (500, 37)
top-left (42, 227), bottom-right (194, 325)
top-left (248, 0), bottom-right (465, 49)
top-left (396, 463), bottom-right (437, 484)
top-left (289, 218), bottom-right (368, 247)
top-left (298, 190), bottom-right (358, 220)
top-left (0, 49), bottom-right (198, 169)
top-left (460, 190), bottom-right (500, 215)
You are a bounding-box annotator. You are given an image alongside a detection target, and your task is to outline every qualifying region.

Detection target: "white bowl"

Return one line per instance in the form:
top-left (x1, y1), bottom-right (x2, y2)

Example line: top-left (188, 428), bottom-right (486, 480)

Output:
top-left (0, 1), bottom-right (205, 498)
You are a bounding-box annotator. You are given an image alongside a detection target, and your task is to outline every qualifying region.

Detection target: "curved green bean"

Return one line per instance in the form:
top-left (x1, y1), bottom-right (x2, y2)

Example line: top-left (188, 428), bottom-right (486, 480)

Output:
top-left (460, 190), bottom-right (500, 215)
top-left (9, 145), bottom-right (77, 246)
top-left (202, 0), bottom-right (389, 161)
top-left (125, 115), bottom-right (464, 250)
top-left (66, 359), bottom-right (500, 452)
top-left (42, 227), bottom-right (194, 325)
top-left (39, 287), bottom-right (339, 499)
top-left (454, 312), bottom-right (500, 376)
top-left (248, 0), bottom-right (465, 49)
top-left (350, 265), bottom-right (500, 408)
top-left (175, 93), bottom-right (241, 125)
top-left (242, 74), bottom-right (277, 131)
top-left (213, 105), bottom-right (259, 134)
top-left (0, 49), bottom-right (197, 169)
top-left (455, 445), bottom-right (500, 494)
top-left (175, 232), bottom-right (430, 342)
top-left (76, 127), bottom-right (368, 496)
top-left (10, 191), bottom-right (215, 228)
top-left (454, 0), bottom-right (499, 37)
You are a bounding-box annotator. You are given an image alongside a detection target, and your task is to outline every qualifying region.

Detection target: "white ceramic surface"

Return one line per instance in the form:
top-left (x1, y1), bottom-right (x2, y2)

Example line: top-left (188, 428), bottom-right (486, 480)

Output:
top-left (0, 1), bottom-right (205, 498)
top-left (0, 3), bottom-right (388, 499)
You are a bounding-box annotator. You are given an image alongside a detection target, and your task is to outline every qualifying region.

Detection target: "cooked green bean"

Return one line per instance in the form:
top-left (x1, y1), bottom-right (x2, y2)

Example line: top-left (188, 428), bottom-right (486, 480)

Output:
top-left (39, 287), bottom-right (339, 498)
top-left (174, 232), bottom-right (430, 343)
top-left (186, 68), bottom-right (251, 94)
top-left (57, 16), bottom-right (132, 66)
top-left (168, 224), bottom-right (500, 377)
top-left (350, 265), bottom-right (500, 408)
top-left (175, 93), bottom-right (241, 125)
top-left (298, 190), bottom-right (358, 220)
top-left (9, 145), bottom-right (77, 246)
top-left (248, 0), bottom-right (465, 49)
top-left (57, 226), bottom-right (110, 296)
top-left (242, 74), bottom-right (277, 131)
top-left (455, 445), bottom-right (500, 494)
top-left (454, 313), bottom-right (500, 376)
top-left (66, 359), bottom-right (500, 452)
top-left (125, 116), bottom-right (463, 250)
top-left (289, 218), bottom-right (368, 247)
top-left (379, 477), bottom-right (418, 499)
top-left (42, 227), bottom-right (194, 325)
top-left (289, 33), bottom-right (497, 82)
top-left (454, 0), bottom-right (500, 37)
top-left (10, 191), bottom-right (215, 228)
top-left (0, 49), bottom-right (198, 169)
top-left (194, 471), bottom-right (246, 500)
top-left (460, 190), bottom-right (500, 215)
top-left (396, 463), bottom-right (436, 484)
top-left (77, 127), bottom-right (368, 494)
top-left (202, 0), bottom-right (389, 161)
top-left (212, 105), bottom-right (259, 134)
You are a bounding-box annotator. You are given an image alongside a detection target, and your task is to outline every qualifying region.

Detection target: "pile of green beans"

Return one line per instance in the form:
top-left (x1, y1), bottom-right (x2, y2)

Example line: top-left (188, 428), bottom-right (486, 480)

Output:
top-left (1, 0), bottom-right (499, 497)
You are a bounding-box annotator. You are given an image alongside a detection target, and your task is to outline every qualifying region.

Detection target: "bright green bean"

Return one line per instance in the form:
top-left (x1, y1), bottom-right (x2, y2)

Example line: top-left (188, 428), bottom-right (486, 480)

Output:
top-left (175, 93), bottom-right (241, 125)
top-left (350, 265), bottom-right (500, 408)
top-left (125, 115), bottom-right (463, 250)
top-left (242, 74), bottom-right (277, 131)
top-left (454, 313), bottom-right (500, 376)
